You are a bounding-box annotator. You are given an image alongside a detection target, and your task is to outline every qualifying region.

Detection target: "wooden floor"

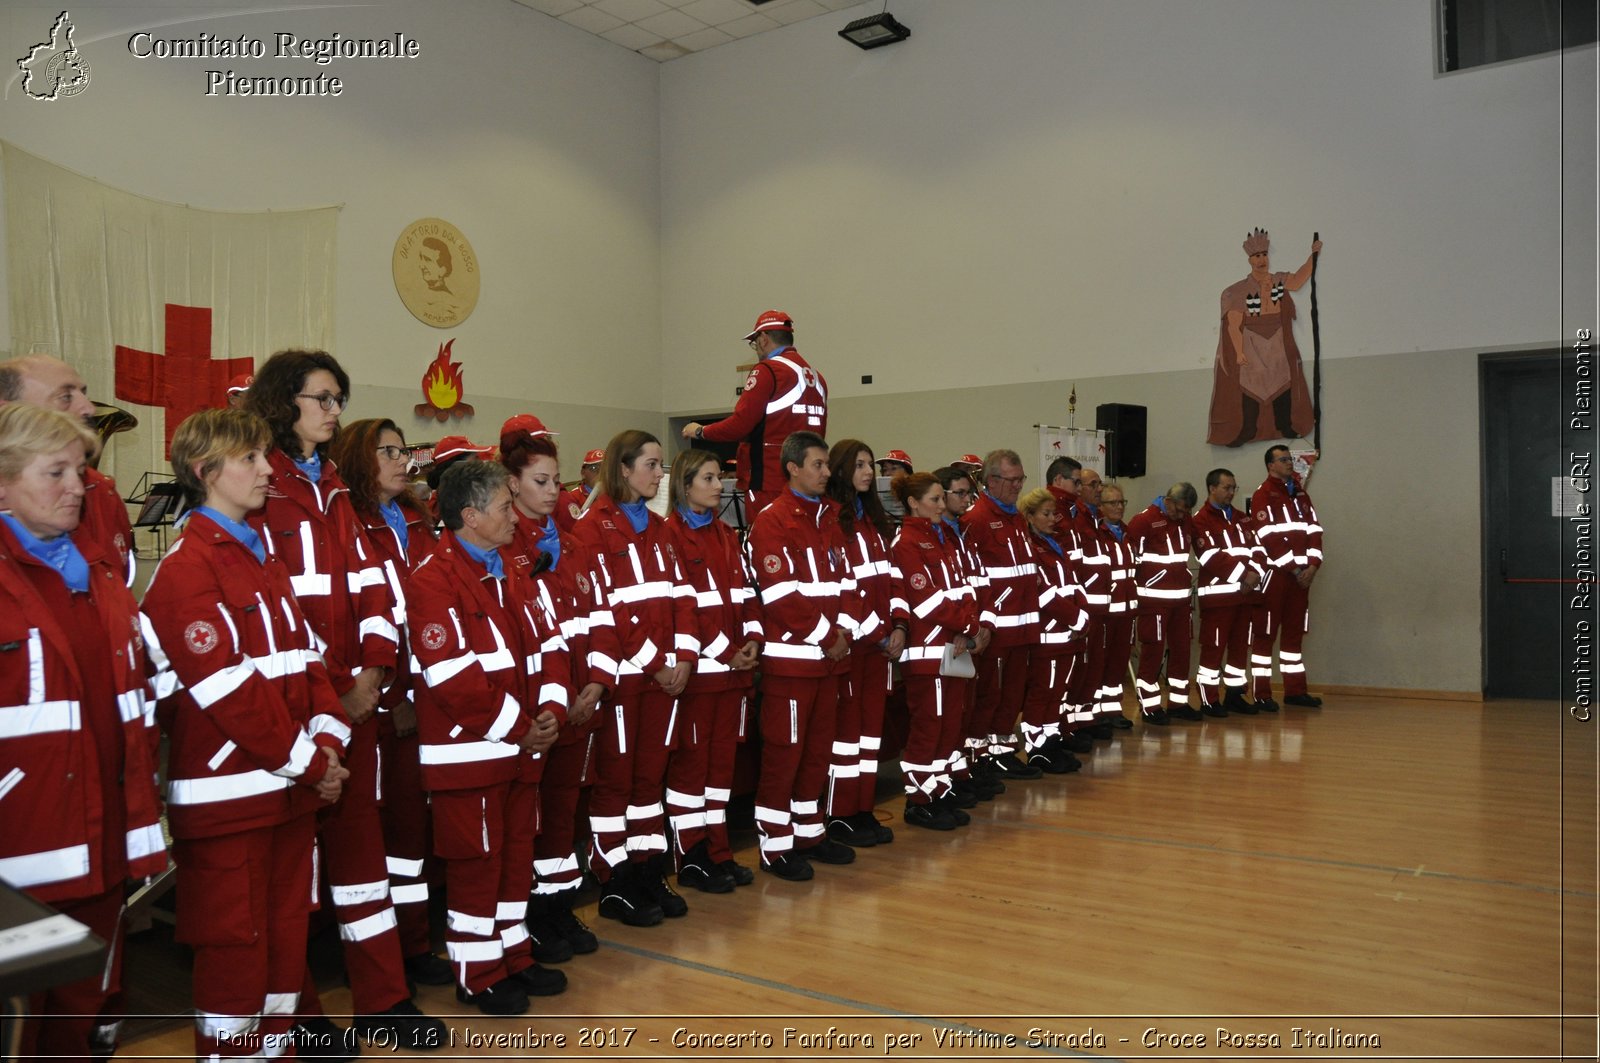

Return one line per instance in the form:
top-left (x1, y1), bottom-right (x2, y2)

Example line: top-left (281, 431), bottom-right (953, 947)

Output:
top-left (118, 696), bottom-right (1598, 1061)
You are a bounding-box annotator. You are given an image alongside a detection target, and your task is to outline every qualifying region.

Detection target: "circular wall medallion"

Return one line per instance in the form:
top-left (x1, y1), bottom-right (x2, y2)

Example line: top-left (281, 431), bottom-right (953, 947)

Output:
top-left (393, 218), bottom-right (479, 328)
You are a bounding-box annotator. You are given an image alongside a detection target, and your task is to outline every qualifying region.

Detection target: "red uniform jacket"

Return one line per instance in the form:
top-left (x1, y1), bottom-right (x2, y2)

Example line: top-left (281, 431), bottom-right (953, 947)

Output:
top-left (1047, 486), bottom-right (1110, 615)
top-left (664, 510), bottom-right (762, 694)
top-left (554, 485), bottom-right (592, 534)
top-left (567, 494), bottom-right (699, 695)
top-left (355, 497), bottom-right (438, 716)
top-left (1099, 521), bottom-right (1140, 615)
top-left (889, 516), bottom-right (978, 676)
top-left (959, 492), bottom-right (1041, 647)
top-left (503, 510), bottom-right (609, 745)
top-left (1028, 529), bottom-right (1089, 651)
top-left (141, 512), bottom-right (350, 841)
top-left (837, 510), bottom-right (908, 649)
top-left (1125, 501), bottom-right (1195, 605)
top-left (747, 489), bottom-right (855, 678)
top-left (1250, 475), bottom-right (1324, 573)
top-left (1191, 501), bottom-right (1268, 608)
top-left (77, 466), bottom-right (136, 586)
top-left (249, 451), bottom-right (399, 695)
top-left (408, 530), bottom-right (570, 792)
top-left (0, 526), bottom-right (165, 902)
top-left (698, 349), bottom-right (827, 500)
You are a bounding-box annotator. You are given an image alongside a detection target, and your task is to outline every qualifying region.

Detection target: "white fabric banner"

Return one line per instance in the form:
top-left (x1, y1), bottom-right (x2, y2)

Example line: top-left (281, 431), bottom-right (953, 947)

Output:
top-left (1037, 425), bottom-right (1107, 481)
top-left (3, 141), bottom-right (337, 486)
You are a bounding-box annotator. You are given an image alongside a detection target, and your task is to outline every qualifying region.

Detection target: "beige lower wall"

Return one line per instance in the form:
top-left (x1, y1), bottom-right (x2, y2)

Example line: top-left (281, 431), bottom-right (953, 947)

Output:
top-left (802, 347), bottom-right (1485, 695)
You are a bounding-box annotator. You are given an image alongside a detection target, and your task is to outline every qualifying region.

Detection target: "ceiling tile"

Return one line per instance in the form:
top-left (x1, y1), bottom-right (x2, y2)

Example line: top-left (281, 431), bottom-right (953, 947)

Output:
top-left (719, 12), bottom-right (780, 37)
top-left (673, 25), bottom-right (736, 51)
top-left (639, 40), bottom-right (692, 61)
top-left (510, 0), bottom-right (585, 15)
top-left (676, 0), bottom-right (753, 26)
top-left (602, 22), bottom-right (668, 49)
top-left (559, 5), bottom-right (627, 32)
top-left (764, 0), bottom-right (827, 26)
top-left (633, 9), bottom-right (708, 38)
top-left (591, 0), bottom-right (672, 22)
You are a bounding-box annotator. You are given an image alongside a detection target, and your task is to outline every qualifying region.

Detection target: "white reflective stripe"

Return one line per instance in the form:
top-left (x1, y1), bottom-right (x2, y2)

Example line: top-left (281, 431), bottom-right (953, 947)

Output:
top-left (985, 564), bottom-right (1035, 579)
top-left (674, 631), bottom-right (701, 654)
top-left (422, 652), bottom-right (474, 687)
top-left (495, 900), bottom-right (527, 921)
top-left (988, 612), bottom-right (1040, 627)
top-left (307, 713), bottom-right (351, 746)
top-left (387, 856), bottom-right (425, 878)
top-left (331, 880), bottom-right (390, 906)
top-left (418, 740), bottom-right (520, 765)
top-left (627, 637), bottom-right (659, 671)
top-left (1140, 551), bottom-right (1190, 563)
top-left (626, 802), bottom-right (664, 818)
top-left (533, 853), bottom-right (579, 876)
top-left (0, 767), bottom-right (23, 803)
top-left (273, 731), bottom-right (319, 778)
top-left (477, 618), bottom-right (514, 672)
top-left (900, 646), bottom-right (943, 661)
top-left (609, 580), bottom-right (673, 605)
top-left (763, 641), bottom-right (826, 660)
top-left (763, 355), bottom-right (812, 413)
top-left (0, 699), bottom-right (80, 738)
top-left (263, 992), bottom-right (298, 1017)
top-left (484, 692), bottom-right (522, 742)
top-left (694, 589), bottom-right (724, 608)
top-left (537, 682), bottom-right (568, 708)
top-left (500, 922), bottom-right (529, 948)
top-left (116, 690), bottom-right (144, 725)
top-left (912, 589), bottom-right (951, 620)
top-left (197, 1010), bottom-right (260, 1039)
top-left (701, 633), bottom-right (731, 662)
top-left (446, 939), bottom-right (501, 962)
top-left (0, 843), bottom-right (90, 887)
top-left (190, 660), bottom-right (258, 709)
top-left (390, 883), bottom-right (429, 905)
top-left (339, 908), bottom-right (397, 942)
top-left (1138, 588), bottom-right (1192, 599)
top-left (358, 616), bottom-right (400, 645)
top-left (590, 815), bottom-right (626, 833)
top-left (167, 770), bottom-right (292, 805)
top-left (206, 741), bottom-right (237, 771)
top-left (625, 832), bottom-right (667, 851)
top-left (290, 572), bottom-right (332, 597)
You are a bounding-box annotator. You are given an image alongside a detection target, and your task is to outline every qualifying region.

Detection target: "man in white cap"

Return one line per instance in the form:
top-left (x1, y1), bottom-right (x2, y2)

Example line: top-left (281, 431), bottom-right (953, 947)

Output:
top-left (682, 310), bottom-right (828, 516)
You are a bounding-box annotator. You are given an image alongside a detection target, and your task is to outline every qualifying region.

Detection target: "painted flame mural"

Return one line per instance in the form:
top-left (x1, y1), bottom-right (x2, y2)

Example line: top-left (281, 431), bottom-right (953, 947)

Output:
top-left (415, 340), bottom-right (475, 422)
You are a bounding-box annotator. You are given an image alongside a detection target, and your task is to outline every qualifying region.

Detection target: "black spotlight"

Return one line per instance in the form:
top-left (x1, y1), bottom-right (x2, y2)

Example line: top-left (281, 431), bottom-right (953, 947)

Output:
top-left (839, 12), bottom-right (910, 50)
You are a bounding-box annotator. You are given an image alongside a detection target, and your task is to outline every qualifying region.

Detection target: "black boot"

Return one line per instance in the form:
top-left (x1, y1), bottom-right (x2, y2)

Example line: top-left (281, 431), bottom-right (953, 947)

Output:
top-left (548, 889), bottom-right (598, 954)
top-left (677, 840), bottom-right (735, 894)
top-left (524, 894), bottom-right (574, 964)
top-left (642, 855), bottom-right (689, 917)
top-left (597, 863), bottom-right (663, 927)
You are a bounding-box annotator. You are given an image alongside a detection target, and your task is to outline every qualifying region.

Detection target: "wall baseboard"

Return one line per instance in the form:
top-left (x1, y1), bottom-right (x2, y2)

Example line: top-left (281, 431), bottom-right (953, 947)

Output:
top-left (1317, 684), bottom-right (1483, 703)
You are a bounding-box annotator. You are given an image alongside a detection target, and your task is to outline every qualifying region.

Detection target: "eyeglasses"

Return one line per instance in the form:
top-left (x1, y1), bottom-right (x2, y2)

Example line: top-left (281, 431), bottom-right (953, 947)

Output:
top-left (947, 488), bottom-right (973, 497)
top-left (747, 338), bottom-right (760, 351)
top-left (990, 475), bottom-right (1026, 487)
top-left (296, 392), bottom-right (348, 412)
top-left (375, 445), bottom-right (407, 461)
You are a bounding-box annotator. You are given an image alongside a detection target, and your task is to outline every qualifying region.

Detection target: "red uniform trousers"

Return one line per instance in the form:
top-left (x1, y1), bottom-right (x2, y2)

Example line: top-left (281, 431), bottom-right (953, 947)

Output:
top-left (754, 673), bottom-right (838, 864)
top-left (376, 719), bottom-right (434, 959)
top-left (177, 814), bottom-right (318, 1061)
top-left (698, 690), bottom-right (748, 865)
top-left (1253, 576), bottom-right (1311, 698)
top-left (1068, 619), bottom-right (1105, 730)
top-left (665, 694), bottom-right (712, 861)
top-left (828, 651), bottom-right (891, 820)
top-left (588, 686), bottom-right (676, 879)
top-left (1136, 604), bottom-right (1194, 711)
top-left (900, 674), bottom-right (968, 804)
top-left (974, 644), bottom-right (1031, 754)
top-left (1198, 604), bottom-right (1254, 704)
top-left (18, 887), bottom-right (125, 1063)
top-left (433, 780), bottom-right (539, 995)
top-left (1020, 646), bottom-right (1083, 755)
top-left (298, 718), bottom-right (408, 1018)
top-left (532, 736), bottom-right (591, 897)
top-left (1099, 615), bottom-right (1136, 717)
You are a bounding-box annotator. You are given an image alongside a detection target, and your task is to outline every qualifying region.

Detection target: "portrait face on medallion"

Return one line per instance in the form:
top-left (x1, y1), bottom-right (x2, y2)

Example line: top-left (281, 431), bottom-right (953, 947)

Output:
top-left (394, 218), bottom-right (479, 328)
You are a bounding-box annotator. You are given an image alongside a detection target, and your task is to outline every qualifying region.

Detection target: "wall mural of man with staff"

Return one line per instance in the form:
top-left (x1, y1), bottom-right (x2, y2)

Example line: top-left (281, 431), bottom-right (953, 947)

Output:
top-left (1208, 229), bottom-right (1323, 448)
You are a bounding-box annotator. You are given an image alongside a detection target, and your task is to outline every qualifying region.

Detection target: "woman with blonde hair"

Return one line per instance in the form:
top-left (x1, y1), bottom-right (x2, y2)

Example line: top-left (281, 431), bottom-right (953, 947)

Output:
top-left (1016, 487), bottom-right (1089, 774)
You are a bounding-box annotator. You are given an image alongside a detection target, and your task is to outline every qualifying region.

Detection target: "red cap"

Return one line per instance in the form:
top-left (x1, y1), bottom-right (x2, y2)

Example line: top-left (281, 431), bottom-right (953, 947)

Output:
top-left (953, 454), bottom-right (984, 471)
top-left (743, 309), bottom-right (794, 341)
top-left (432, 435), bottom-right (494, 463)
top-left (878, 449), bottom-right (913, 472)
top-left (226, 373), bottom-right (254, 395)
top-left (500, 414), bottom-right (558, 443)
top-left (582, 448), bottom-right (605, 466)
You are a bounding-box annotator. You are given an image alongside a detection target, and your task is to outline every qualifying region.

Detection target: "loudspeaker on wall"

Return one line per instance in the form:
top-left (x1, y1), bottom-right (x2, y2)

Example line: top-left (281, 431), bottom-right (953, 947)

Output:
top-left (1096, 403), bottom-right (1147, 478)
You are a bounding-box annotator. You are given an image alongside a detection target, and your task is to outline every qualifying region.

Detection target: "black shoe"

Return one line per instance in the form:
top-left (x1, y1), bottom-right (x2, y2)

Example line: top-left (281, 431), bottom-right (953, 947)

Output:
top-left (642, 857), bottom-right (688, 918)
top-left (969, 757), bottom-right (999, 781)
top-left (1062, 730), bottom-right (1095, 754)
top-left (403, 951), bottom-right (454, 986)
top-left (904, 800), bottom-right (957, 831)
top-left (946, 783), bottom-right (980, 809)
top-left (970, 772), bottom-right (1006, 796)
top-left (760, 853), bottom-right (814, 881)
top-left (798, 838), bottom-right (856, 865)
top-left (852, 810), bottom-right (894, 844)
top-left (1108, 714), bottom-right (1134, 730)
top-left (512, 964), bottom-right (568, 996)
top-left (1229, 698), bottom-right (1260, 715)
top-left (826, 815), bottom-right (879, 848)
top-left (1089, 722), bottom-right (1115, 740)
top-left (1031, 748), bottom-right (1080, 774)
top-left (1200, 702), bottom-right (1229, 718)
top-left (1168, 706), bottom-right (1204, 721)
top-left (1255, 697), bottom-right (1280, 713)
top-left (525, 899), bottom-right (576, 964)
top-left (597, 866), bottom-right (664, 927)
top-left (1284, 693), bottom-right (1323, 708)
top-left (718, 858), bottom-right (755, 886)
top-left (1142, 709), bottom-right (1170, 726)
top-left (291, 1017), bottom-right (359, 1061)
top-left (350, 999), bottom-right (446, 1052)
top-left (989, 752), bottom-right (1043, 779)
top-left (678, 840), bottom-right (736, 893)
top-left (549, 901), bottom-right (599, 954)
top-left (934, 796), bottom-right (972, 827)
top-left (455, 977), bottom-right (529, 1017)
top-left (1222, 688), bottom-right (1252, 712)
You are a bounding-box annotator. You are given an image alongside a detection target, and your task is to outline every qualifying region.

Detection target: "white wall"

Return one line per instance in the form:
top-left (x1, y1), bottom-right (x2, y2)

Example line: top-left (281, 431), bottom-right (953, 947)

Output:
top-left (0, 0), bottom-right (663, 444)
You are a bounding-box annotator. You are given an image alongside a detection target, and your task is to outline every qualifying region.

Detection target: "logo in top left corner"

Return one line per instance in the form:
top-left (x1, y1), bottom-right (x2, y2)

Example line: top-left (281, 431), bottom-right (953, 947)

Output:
top-left (18, 11), bottom-right (91, 101)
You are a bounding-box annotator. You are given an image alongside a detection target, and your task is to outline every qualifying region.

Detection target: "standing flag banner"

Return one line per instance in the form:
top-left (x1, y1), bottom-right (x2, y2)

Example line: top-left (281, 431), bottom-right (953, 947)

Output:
top-left (1037, 425), bottom-right (1107, 481)
top-left (3, 141), bottom-right (337, 477)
